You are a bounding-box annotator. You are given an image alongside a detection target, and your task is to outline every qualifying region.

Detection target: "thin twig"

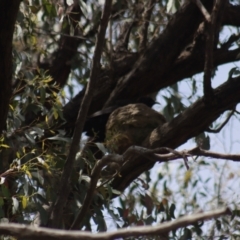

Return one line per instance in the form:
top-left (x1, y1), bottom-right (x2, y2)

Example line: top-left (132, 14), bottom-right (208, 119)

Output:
top-left (206, 108), bottom-right (235, 133)
top-left (188, 147), bottom-right (240, 162)
top-left (192, 0), bottom-right (211, 22)
top-left (115, 21), bottom-right (134, 52)
top-left (139, 0), bottom-right (156, 52)
top-left (221, 33), bottom-right (240, 50)
top-left (203, 0), bottom-right (226, 102)
top-left (50, 0), bottom-right (112, 228)
top-left (123, 146), bottom-right (240, 163)
top-left (217, 161), bottom-right (227, 205)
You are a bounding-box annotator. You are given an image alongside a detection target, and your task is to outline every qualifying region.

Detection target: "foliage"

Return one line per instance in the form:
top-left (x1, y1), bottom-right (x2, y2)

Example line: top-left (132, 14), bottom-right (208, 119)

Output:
top-left (1, 0), bottom-right (240, 239)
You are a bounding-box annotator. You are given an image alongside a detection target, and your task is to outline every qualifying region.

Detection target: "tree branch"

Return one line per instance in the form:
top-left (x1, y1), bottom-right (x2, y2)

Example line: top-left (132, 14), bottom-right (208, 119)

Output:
top-left (140, 146), bottom-right (240, 163)
top-left (62, 45), bottom-right (240, 135)
top-left (0, 0), bottom-right (21, 133)
top-left (139, 0), bottom-right (156, 52)
top-left (221, 33), bottom-right (240, 50)
top-left (61, 3), bottom-right (240, 131)
top-left (188, 147), bottom-right (240, 161)
top-left (223, 3), bottom-right (240, 26)
top-left (206, 108), bottom-right (236, 133)
top-left (110, 74), bottom-right (240, 192)
top-left (104, 0), bottom-right (214, 106)
top-left (203, 0), bottom-right (226, 102)
top-left (70, 154), bottom-right (123, 230)
top-left (0, 208), bottom-right (230, 240)
top-left (50, 0), bottom-right (112, 228)
top-left (192, 0), bottom-right (211, 22)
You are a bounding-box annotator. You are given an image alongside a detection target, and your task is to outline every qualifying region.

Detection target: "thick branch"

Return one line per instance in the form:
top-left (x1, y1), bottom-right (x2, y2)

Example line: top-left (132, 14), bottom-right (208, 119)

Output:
top-left (111, 74), bottom-right (240, 192)
top-left (0, 0), bottom-right (21, 133)
top-left (104, 0), bottom-right (213, 106)
top-left (61, 4), bottom-right (240, 129)
top-left (0, 208), bottom-right (230, 240)
top-left (50, 0), bottom-right (112, 228)
top-left (223, 3), bottom-right (240, 26)
top-left (62, 46), bottom-right (240, 134)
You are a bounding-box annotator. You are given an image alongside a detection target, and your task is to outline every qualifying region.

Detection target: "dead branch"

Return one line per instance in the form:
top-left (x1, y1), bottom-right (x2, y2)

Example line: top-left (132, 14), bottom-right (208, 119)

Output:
top-left (50, 0), bottom-right (112, 228)
top-left (0, 208), bottom-right (230, 240)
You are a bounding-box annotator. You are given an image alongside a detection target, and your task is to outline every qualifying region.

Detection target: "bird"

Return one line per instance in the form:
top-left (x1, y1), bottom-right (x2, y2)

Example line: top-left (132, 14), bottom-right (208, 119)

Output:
top-left (83, 97), bottom-right (158, 142)
top-left (105, 103), bottom-right (166, 154)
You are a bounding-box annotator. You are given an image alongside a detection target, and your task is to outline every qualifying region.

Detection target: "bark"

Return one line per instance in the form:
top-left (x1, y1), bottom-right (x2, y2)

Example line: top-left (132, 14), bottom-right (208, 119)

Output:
top-left (0, 0), bottom-right (21, 133)
top-left (111, 75), bottom-right (240, 192)
top-left (61, 2), bottom-right (240, 133)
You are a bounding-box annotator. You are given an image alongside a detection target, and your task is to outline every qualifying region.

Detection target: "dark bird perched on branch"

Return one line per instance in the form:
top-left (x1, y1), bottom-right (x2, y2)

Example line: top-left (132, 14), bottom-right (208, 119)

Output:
top-left (83, 97), bottom-right (158, 142)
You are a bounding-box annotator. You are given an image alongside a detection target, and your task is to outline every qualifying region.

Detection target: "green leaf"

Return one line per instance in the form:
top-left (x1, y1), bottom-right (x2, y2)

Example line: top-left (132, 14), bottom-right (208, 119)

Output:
top-left (29, 6), bottom-right (41, 14)
top-left (1, 185), bottom-right (10, 198)
top-left (195, 132), bottom-right (210, 150)
top-left (227, 67), bottom-right (240, 80)
top-left (167, 0), bottom-right (181, 13)
top-left (231, 209), bottom-right (240, 220)
top-left (37, 203), bottom-right (49, 226)
top-left (0, 197), bottom-right (4, 206)
top-left (169, 203), bottom-right (176, 219)
top-left (66, 0), bottom-right (74, 6)
top-left (22, 196), bottom-right (28, 209)
top-left (78, 0), bottom-right (88, 18)
top-left (179, 228), bottom-right (192, 240)
top-left (42, 0), bottom-right (57, 17)
top-left (47, 135), bottom-right (71, 142)
top-left (111, 188), bottom-right (121, 196)
top-left (192, 225), bottom-right (203, 236)
top-left (0, 207), bottom-right (4, 218)
top-left (157, 202), bottom-right (165, 213)
top-left (216, 219), bottom-right (221, 231)
top-left (40, 87), bottom-right (46, 103)
top-left (12, 197), bottom-right (19, 214)
top-left (25, 132), bottom-right (35, 144)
